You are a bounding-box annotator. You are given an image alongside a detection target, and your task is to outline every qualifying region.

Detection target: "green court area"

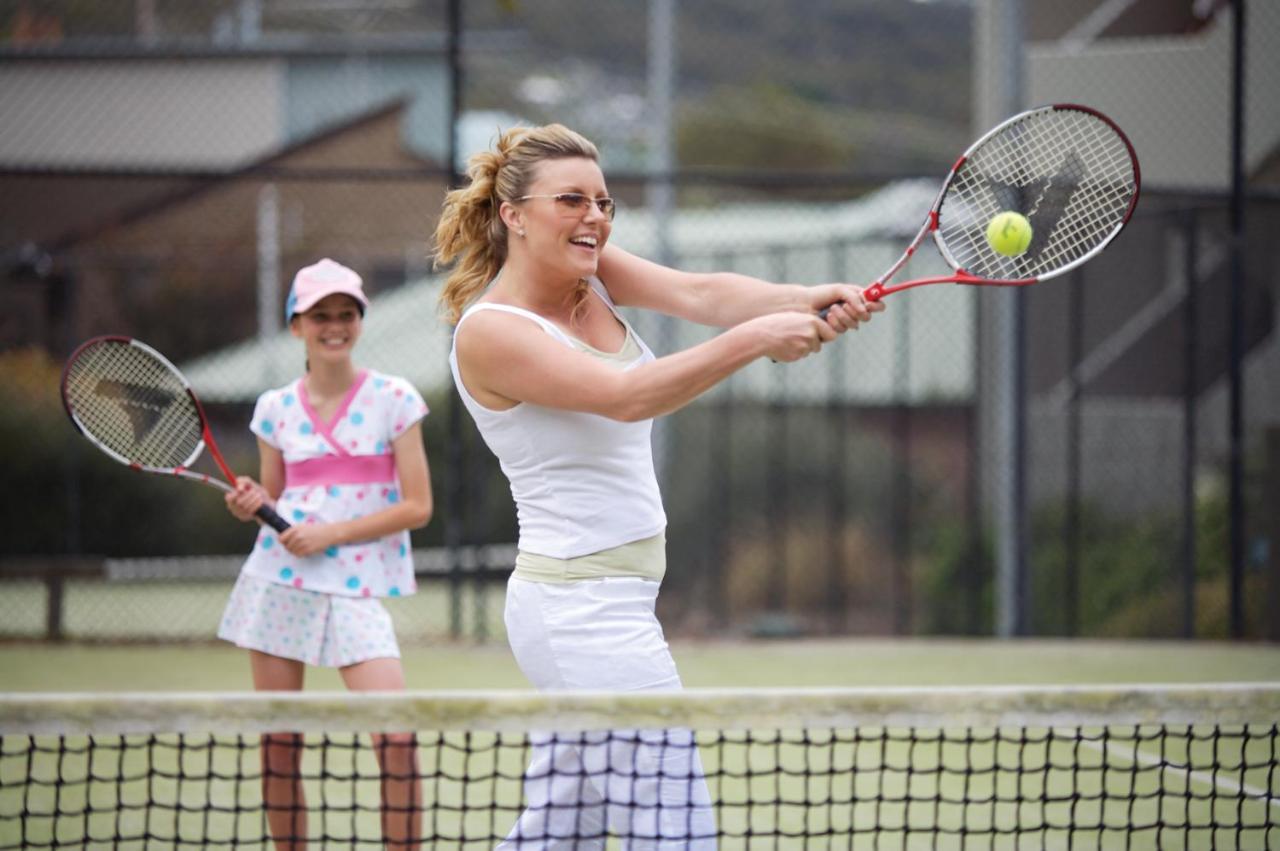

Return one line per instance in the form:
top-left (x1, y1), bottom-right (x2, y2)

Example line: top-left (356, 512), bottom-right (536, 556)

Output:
top-left (4, 641), bottom-right (1278, 849)
top-left (4, 681), bottom-right (1278, 850)
top-left (2, 636), bottom-right (1279, 692)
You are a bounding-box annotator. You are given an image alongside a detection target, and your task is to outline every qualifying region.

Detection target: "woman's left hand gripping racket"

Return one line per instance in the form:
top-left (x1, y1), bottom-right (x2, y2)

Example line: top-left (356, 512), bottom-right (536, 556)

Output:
top-left (61, 335), bottom-right (291, 533)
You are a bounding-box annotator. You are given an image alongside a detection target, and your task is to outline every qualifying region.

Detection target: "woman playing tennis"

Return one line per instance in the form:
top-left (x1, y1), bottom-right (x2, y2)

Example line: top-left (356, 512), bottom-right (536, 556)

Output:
top-left (220, 258), bottom-right (433, 851)
top-left (436, 123), bottom-right (883, 849)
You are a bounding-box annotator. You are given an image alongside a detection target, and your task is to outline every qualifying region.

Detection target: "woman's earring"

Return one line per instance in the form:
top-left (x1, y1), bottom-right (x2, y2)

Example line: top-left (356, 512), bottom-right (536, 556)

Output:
top-left (518, 229), bottom-right (526, 238)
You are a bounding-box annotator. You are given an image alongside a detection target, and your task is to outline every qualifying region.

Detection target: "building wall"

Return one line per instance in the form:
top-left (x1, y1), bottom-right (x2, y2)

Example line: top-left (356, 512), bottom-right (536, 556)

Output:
top-left (286, 55), bottom-right (449, 164)
top-left (0, 59), bottom-right (284, 169)
top-left (1029, 2), bottom-right (1280, 191)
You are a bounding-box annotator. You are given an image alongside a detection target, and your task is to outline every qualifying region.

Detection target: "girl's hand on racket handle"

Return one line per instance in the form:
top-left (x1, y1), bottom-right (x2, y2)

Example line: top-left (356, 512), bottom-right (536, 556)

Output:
top-left (752, 311), bottom-right (837, 362)
top-left (279, 523), bottom-right (341, 558)
top-left (809, 284), bottom-right (885, 331)
top-left (225, 476), bottom-right (273, 523)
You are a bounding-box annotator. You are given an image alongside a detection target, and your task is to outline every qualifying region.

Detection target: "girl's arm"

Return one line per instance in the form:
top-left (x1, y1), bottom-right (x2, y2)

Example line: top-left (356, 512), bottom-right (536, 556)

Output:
top-left (597, 244), bottom-right (881, 329)
top-left (260, 440), bottom-right (285, 499)
top-left (224, 438), bottom-right (284, 521)
top-left (455, 308), bottom-right (836, 423)
top-left (278, 423), bottom-right (432, 557)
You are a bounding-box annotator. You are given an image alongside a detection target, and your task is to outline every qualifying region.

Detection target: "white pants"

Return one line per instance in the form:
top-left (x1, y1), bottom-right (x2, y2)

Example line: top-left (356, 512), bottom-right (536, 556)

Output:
top-left (499, 576), bottom-right (717, 850)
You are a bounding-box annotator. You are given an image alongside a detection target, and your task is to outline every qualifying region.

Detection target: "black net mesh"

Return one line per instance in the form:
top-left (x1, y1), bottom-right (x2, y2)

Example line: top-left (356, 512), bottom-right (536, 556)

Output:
top-left (3, 687), bottom-right (1278, 849)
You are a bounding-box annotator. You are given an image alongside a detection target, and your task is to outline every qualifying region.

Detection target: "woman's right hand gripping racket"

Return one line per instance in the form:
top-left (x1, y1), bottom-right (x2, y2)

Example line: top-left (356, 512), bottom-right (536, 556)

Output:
top-left (826, 103), bottom-right (1139, 316)
top-left (61, 335), bottom-right (291, 533)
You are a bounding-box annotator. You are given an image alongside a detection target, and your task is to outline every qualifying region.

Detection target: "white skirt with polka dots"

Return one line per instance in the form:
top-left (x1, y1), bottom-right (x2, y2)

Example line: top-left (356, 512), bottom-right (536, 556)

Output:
top-left (217, 572), bottom-right (401, 667)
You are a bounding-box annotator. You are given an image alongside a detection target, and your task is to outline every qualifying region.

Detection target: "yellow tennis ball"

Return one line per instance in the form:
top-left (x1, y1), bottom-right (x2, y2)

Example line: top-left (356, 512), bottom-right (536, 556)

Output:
top-left (986, 211), bottom-right (1033, 257)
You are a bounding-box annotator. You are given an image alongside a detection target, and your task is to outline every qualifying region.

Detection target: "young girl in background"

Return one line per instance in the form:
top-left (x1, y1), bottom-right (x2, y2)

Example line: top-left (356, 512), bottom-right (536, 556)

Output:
top-left (220, 258), bottom-right (432, 851)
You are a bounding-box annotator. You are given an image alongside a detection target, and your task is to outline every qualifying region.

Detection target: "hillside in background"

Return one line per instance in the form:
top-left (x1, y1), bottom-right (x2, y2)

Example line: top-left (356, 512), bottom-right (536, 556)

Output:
top-left (467, 0), bottom-right (974, 176)
top-left (3, 0), bottom-right (973, 176)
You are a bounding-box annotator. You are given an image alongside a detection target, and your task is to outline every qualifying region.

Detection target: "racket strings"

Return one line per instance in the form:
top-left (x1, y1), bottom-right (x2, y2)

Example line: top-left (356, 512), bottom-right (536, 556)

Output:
top-left (939, 108), bottom-right (1137, 281)
top-left (64, 341), bottom-right (204, 469)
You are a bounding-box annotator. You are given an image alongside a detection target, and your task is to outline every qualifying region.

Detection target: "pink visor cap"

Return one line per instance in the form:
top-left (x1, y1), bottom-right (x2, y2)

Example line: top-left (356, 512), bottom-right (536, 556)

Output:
top-left (285, 258), bottom-right (369, 321)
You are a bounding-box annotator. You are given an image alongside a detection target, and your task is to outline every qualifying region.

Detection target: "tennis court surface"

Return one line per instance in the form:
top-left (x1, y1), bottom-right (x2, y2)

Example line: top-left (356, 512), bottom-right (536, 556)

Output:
top-left (3, 683), bottom-right (1277, 849)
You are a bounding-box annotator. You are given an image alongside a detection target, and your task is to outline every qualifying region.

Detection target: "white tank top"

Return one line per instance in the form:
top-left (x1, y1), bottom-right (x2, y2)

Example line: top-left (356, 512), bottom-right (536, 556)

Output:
top-left (448, 277), bottom-right (667, 559)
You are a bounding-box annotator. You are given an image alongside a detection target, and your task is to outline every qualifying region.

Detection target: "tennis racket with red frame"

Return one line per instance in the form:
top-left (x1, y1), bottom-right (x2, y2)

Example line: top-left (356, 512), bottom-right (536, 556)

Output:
top-left (832, 103), bottom-right (1139, 311)
top-left (61, 335), bottom-right (290, 533)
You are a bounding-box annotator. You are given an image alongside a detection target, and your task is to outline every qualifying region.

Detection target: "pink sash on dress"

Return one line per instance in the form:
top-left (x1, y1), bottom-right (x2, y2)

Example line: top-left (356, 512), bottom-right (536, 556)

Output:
top-left (284, 454), bottom-right (396, 488)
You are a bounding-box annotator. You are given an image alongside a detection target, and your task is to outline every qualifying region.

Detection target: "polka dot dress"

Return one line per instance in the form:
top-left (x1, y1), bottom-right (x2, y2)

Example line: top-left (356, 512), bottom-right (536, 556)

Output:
top-left (236, 369), bottom-right (427, 598)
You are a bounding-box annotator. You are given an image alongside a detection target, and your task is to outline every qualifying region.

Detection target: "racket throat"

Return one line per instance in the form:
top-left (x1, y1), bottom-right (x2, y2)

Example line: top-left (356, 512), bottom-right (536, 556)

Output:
top-left (202, 435), bottom-right (240, 486)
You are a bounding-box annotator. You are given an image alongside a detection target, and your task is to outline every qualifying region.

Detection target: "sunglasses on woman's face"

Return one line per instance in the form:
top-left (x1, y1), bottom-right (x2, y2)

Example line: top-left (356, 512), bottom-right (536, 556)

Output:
top-left (516, 193), bottom-right (616, 222)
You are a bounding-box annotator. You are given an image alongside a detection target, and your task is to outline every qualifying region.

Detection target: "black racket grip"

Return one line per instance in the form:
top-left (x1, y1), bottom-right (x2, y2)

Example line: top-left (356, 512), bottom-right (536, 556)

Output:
top-left (255, 505), bottom-right (291, 533)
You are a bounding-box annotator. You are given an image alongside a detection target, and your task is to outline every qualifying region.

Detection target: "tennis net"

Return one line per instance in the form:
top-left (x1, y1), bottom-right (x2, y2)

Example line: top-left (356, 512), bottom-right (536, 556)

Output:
top-left (2, 684), bottom-right (1277, 849)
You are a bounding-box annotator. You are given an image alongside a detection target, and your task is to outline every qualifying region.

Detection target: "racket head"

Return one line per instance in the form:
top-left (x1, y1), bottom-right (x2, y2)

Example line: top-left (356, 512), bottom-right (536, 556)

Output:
top-left (61, 336), bottom-right (208, 475)
top-left (933, 103), bottom-right (1140, 284)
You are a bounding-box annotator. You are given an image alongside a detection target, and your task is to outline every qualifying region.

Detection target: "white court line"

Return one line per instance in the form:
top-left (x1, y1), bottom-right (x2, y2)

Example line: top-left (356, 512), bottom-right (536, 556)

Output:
top-left (1081, 735), bottom-right (1280, 813)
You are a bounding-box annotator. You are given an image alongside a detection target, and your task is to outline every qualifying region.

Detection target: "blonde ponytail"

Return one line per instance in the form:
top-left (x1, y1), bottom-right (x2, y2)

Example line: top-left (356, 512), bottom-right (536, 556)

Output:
top-left (434, 124), bottom-right (600, 324)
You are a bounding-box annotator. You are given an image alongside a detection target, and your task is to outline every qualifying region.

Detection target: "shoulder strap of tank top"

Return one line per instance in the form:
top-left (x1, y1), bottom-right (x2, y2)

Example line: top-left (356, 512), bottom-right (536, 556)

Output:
top-left (585, 275), bottom-right (614, 307)
top-left (586, 276), bottom-right (655, 361)
top-left (455, 302), bottom-right (576, 348)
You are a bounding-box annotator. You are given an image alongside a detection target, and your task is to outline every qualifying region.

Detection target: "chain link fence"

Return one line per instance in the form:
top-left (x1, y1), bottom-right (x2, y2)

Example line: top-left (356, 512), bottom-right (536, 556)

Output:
top-left (1, 0), bottom-right (1276, 644)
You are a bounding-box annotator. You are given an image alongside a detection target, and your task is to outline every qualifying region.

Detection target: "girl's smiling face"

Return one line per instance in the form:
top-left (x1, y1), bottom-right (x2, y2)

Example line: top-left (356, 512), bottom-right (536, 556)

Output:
top-left (291, 293), bottom-right (363, 364)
